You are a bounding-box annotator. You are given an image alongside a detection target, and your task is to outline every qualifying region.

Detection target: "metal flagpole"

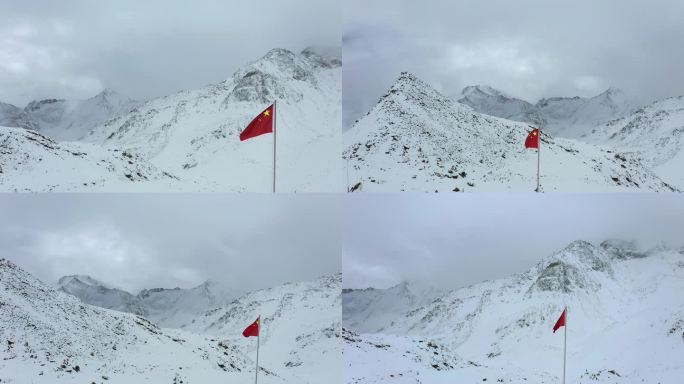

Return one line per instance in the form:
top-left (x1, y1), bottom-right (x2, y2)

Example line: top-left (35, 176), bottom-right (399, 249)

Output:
top-left (536, 127), bottom-right (541, 192)
top-left (346, 157), bottom-right (349, 192)
top-left (273, 101), bottom-right (277, 193)
top-left (255, 316), bottom-right (260, 384)
top-left (562, 306), bottom-right (567, 384)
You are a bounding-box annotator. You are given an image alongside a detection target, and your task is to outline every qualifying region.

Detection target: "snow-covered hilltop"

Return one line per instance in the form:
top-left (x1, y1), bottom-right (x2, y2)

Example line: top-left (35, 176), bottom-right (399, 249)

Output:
top-left (343, 73), bottom-right (675, 192)
top-left (0, 126), bottom-right (176, 192)
top-left (0, 46), bottom-right (341, 192)
top-left (342, 240), bottom-right (684, 383)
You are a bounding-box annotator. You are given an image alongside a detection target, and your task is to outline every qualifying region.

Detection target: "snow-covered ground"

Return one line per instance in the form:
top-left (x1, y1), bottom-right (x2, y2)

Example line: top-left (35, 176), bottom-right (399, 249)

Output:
top-left (344, 73), bottom-right (676, 192)
top-left (343, 240), bottom-right (684, 383)
top-left (0, 259), bottom-right (341, 383)
top-left (0, 46), bottom-right (341, 192)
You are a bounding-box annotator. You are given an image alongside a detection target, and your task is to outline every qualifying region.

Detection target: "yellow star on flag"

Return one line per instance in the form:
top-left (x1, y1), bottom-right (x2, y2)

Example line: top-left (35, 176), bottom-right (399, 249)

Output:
top-left (263, 110), bottom-right (270, 116)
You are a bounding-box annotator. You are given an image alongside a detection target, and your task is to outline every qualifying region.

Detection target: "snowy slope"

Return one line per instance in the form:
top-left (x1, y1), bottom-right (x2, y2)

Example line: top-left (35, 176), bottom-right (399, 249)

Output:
top-left (344, 73), bottom-right (675, 192)
top-left (24, 89), bottom-right (138, 141)
top-left (343, 240), bottom-right (684, 383)
top-left (83, 47), bottom-right (342, 192)
top-left (182, 274), bottom-right (342, 384)
top-left (459, 85), bottom-right (546, 127)
top-left (0, 126), bottom-right (177, 192)
top-left (590, 96), bottom-right (684, 188)
top-left (0, 258), bottom-right (266, 384)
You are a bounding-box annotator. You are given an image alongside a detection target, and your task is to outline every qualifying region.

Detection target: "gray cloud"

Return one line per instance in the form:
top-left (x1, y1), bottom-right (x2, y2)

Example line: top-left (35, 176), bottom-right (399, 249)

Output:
top-left (0, 194), bottom-right (340, 293)
top-left (0, 0), bottom-right (340, 106)
top-left (343, 193), bottom-right (684, 289)
top-left (343, 0), bottom-right (684, 128)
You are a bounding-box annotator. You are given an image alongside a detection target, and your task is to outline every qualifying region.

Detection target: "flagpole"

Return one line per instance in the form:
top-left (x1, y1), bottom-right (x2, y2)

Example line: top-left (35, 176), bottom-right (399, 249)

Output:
top-left (273, 101), bottom-right (277, 193)
top-left (562, 306), bottom-right (567, 384)
top-left (255, 316), bottom-right (260, 384)
top-left (537, 128), bottom-right (541, 192)
top-left (346, 157), bottom-right (349, 192)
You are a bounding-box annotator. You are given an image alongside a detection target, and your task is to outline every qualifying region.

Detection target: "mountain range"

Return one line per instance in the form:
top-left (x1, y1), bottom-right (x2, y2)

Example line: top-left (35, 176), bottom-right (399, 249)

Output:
top-left (343, 73), bottom-right (676, 192)
top-left (342, 239), bottom-right (684, 383)
top-left (0, 46), bottom-right (341, 192)
top-left (0, 259), bottom-right (341, 383)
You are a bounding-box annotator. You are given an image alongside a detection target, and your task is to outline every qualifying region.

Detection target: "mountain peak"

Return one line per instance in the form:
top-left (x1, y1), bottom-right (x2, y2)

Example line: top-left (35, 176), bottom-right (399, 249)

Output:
top-left (262, 47), bottom-right (297, 62)
top-left (58, 274), bottom-right (104, 288)
top-left (461, 85), bottom-right (508, 98)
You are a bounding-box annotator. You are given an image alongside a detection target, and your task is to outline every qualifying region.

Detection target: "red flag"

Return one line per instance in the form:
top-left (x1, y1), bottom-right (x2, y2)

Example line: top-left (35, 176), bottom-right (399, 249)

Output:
top-left (525, 128), bottom-right (539, 149)
top-left (553, 309), bottom-right (566, 333)
top-left (242, 316), bottom-right (260, 337)
top-left (240, 105), bottom-right (273, 141)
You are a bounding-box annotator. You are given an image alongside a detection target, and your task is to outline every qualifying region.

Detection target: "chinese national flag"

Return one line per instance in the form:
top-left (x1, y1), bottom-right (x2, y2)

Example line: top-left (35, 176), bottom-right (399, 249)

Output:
top-left (240, 105), bottom-right (273, 141)
top-left (242, 316), bottom-right (260, 337)
top-left (525, 128), bottom-right (539, 149)
top-left (553, 309), bottom-right (566, 333)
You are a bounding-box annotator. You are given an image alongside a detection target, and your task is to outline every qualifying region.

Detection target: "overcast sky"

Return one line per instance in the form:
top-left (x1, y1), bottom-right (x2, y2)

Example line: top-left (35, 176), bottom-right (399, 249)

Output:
top-left (0, 0), bottom-right (340, 107)
top-left (343, 193), bottom-right (684, 290)
top-left (343, 0), bottom-right (684, 128)
top-left (0, 194), bottom-right (340, 293)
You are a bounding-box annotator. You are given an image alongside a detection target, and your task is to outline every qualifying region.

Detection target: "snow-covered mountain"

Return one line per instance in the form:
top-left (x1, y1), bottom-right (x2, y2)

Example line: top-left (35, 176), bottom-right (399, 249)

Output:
top-left (0, 258), bottom-right (255, 384)
top-left (458, 85), bottom-right (633, 139)
top-left (135, 281), bottom-right (242, 328)
top-left (458, 85), bottom-right (546, 127)
top-left (0, 46), bottom-right (341, 192)
top-left (58, 275), bottom-right (147, 316)
top-left (342, 281), bottom-right (443, 333)
top-left (590, 95), bottom-right (684, 187)
top-left (537, 87), bottom-right (633, 138)
top-left (343, 240), bottom-right (684, 383)
top-left (0, 102), bottom-right (36, 130)
top-left (343, 73), bottom-right (675, 192)
top-left (0, 126), bottom-right (176, 192)
top-left (1, 259), bottom-right (341, 383)
top-left (83, 46), bottom-right (342, 192)
top-left (23, 89), bottom-right (138, 141)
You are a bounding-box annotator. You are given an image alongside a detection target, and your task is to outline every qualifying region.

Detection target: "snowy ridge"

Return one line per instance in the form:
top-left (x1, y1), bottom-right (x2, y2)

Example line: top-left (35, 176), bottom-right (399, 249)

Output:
top-left (344, 73), bottom-right (675, 192)
top-left (537, 87), bottom-right (633, 138)
top-left (58, 275), bottom-right (147, 316)
top-left (459, 84), bottom-right (633, 138)
top-left (459, 85), bottom-right (546, 127)
top-left (0, 126), bottom-right (176, 192)
top-left (342, 240), bottom-right (684, 383)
